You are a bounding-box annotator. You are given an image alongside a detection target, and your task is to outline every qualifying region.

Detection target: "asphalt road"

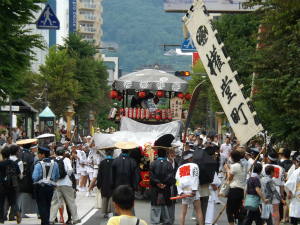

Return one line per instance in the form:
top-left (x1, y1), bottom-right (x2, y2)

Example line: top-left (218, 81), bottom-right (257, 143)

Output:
top-left (84, 195), bottom-right (229, 225)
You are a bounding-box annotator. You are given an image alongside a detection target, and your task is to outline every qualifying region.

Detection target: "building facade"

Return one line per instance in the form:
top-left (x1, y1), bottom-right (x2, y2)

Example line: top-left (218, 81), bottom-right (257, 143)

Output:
top-left (77, 0), bottom-right (103, 46)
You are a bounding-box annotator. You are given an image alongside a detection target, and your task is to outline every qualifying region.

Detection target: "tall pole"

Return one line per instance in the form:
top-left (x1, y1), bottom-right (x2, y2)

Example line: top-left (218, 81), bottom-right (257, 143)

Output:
top-left (9, 95), bottom-right (12, 138)
top-left (44, 84), bottom-right (48, 107)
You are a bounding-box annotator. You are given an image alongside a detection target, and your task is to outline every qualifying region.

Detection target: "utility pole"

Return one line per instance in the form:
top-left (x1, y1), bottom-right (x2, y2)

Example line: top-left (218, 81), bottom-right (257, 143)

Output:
top-left (44, 84), bottom-right (48, 107)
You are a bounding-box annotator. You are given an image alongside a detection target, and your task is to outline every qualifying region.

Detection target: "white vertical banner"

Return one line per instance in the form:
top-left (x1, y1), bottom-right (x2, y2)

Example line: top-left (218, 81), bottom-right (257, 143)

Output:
top-left (183, 0), bottom-right (263, 144)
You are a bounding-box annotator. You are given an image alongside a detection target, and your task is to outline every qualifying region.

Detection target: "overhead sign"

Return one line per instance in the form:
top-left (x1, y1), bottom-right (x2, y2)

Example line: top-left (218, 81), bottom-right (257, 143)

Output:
top-left (183, 0), bottom-right (263, 145)
top-left (36, 3), bottom-right (60, 30)
top-left (1, 106), bottom-right (20, 112)
top-left (181, 37), bottom-right (197, 52)
top-left (164, 0), bottom-right (264, 13)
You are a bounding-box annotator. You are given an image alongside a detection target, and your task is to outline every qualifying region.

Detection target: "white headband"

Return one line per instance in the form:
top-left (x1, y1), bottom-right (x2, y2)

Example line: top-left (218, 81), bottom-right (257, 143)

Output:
top-left (268, 155), bottom-right (277, 161)
top-left (183, 153), bottom-right (193, 160)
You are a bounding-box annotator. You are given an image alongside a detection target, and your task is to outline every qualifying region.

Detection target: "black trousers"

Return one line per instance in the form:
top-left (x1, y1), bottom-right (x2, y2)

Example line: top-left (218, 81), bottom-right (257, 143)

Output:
top-left (36, 185), bottom-right (54, 225)
top-left (244, 208), bottom-right (263, 225)
top-left (226, 188), bottom-right (244, 223)
top-left (0, 189), bottom-right (19, 222)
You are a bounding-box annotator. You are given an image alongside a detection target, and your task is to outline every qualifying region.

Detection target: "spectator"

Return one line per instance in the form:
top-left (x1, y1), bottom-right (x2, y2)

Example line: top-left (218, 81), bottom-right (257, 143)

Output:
top-left (21, 131), bottom-right (29, 139)
top-left (49, 147), bottom-right (80, 224)
top-left (0, 147), bottom-right (21, 223)
top-left (224, 150), bottom-right (246, 225)
top-left (244, 163), bottom-right (269, 225)
top-left (107, 185), bottom-right (147, 225)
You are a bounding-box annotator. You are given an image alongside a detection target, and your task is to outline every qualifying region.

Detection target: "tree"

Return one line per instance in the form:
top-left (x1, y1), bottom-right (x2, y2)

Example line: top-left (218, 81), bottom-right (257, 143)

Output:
top-left (0, 0), bottom-right (45, 104)
top-left (38, 47), bottom-right (79, 117)
top-left (252, 0), bottom-right (300, 147)
top-left (58, 33), bottom-right (112, 132)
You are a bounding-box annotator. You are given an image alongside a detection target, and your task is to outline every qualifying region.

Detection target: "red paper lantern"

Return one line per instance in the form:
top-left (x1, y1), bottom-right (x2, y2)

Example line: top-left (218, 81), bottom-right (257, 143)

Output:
top-left (153, 97), bottom-right (159, 104)
top-left (185, 93), bottom-right (191, 100)
top-left (116, 95), bottom-right (123, 101)
top-left (110, 91), bottom-right (118, 99)
top-left (177, 93), bottom-right (184, 99)
top-left (156, 91), bottom-right (164, 98)
top-left (139, 91), bottom-right (146, 99)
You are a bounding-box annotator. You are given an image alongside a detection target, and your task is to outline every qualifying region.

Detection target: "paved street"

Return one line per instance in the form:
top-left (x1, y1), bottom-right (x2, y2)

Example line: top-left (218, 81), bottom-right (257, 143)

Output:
top-left (3, 189), bottom-right (229, 225)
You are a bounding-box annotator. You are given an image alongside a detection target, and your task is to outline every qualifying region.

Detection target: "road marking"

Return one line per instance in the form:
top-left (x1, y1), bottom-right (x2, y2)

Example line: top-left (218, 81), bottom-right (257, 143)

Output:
top-left (78, 208), bottom-right (98, 225)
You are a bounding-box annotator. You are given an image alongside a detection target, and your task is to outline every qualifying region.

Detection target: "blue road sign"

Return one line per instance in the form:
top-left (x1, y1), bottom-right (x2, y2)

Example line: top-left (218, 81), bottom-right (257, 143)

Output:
top-left (36, 3), bottom-right (60, 30)
top-left (181, 37), bottom-right (197, 52)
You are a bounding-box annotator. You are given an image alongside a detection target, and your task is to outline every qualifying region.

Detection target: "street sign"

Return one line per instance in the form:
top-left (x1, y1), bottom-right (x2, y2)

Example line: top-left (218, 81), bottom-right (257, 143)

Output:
top-left (48, 121), bottom-right (53, 126)
top-left (36, 3), bottom-right (60, 30)
top-left (0, 106), bottom-right (20, 111)
top-left (181, 37), bottom-right (197, 52)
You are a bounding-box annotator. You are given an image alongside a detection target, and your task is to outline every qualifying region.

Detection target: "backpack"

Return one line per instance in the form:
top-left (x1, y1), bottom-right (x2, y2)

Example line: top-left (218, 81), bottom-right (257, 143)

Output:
top-left (4, 161), bottom-right (19, 189)
top-left (55, 157), bottom-right (67, 179)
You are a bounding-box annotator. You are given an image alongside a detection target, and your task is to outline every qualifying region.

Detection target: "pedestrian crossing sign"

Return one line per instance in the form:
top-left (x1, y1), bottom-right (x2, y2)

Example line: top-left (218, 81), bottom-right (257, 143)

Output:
top-left (36, 3), bottom-right (60, 30)
top-left (181, 37), bottom-right (197, 52)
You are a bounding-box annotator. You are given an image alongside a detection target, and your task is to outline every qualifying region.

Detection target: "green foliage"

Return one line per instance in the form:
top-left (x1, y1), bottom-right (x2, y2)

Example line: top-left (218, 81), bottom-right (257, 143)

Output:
top-left (101, 0), bottom-right (191, 73)
top-left (214, 14), bottom-right (261, 92)
top-left (58, 33), bottom-right (111, 119)
top-left (38, 47), bottom-right (79, 117)
top-left (0, 0), bottom-right (45, 103)
top-left (252, 0), bottom-right (300, 146)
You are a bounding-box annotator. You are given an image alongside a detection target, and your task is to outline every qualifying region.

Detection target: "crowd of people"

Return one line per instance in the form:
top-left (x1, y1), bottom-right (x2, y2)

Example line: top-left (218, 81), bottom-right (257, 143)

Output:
top-left (0, 126), bottom-right (299, 225)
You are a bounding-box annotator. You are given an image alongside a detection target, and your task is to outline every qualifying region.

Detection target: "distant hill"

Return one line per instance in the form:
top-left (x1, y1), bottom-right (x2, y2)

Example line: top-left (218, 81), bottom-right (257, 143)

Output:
top-left (101, 0), bottom-right (192, 74)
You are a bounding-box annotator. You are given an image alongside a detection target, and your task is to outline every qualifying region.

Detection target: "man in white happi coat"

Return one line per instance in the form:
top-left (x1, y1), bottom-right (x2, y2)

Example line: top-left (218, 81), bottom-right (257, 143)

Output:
top-left (284, 155), bottom-right (300, 225)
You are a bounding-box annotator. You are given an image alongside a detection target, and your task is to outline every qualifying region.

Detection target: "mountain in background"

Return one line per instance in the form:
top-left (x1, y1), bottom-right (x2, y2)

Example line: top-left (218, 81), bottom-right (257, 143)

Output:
top-left (101, 0), bottom-right (192, 74)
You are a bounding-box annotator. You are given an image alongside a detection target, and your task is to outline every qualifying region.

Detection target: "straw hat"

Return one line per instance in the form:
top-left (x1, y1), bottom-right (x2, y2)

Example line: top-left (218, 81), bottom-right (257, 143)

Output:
top-left (97, 146), bottom-right (117, 151)
top-left (16, 139), bottom-right (37, 145)
top-left (114, 142), bottom-right (138, 150)
top-left (278, 148), bottom-right (284, 154)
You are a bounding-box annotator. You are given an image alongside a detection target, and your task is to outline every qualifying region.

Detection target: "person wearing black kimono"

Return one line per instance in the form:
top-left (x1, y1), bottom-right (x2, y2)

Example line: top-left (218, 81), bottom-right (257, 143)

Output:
top-left (110, 142), bottom-right (142, 215)
top-left (150, 147), bottom-right (175, 225)
top-left (97, 147), bottom-right (115, 218)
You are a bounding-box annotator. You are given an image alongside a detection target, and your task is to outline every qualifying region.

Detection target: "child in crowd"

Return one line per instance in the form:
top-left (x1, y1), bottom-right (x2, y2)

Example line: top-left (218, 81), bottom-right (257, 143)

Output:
top-left (107, 185), bottom-right (147, 225)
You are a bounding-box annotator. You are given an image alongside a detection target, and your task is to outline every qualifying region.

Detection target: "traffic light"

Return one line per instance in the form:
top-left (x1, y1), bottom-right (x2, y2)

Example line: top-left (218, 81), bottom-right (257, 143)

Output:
top-left (175, 71), bottom-right (190, 77)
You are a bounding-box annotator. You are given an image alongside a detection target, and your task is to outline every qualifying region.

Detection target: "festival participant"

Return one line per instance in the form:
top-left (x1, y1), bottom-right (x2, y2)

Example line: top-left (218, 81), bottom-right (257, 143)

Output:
top-left (78, 144), bottom-right (88, 191)
top-left (97, 147), bottom-right (115, 218)
top-left (85, 142), bottom-right (99, 196)
top-left (193, 138), bottom-right (204, 151)
top-left (166, 148), bottom-right (179, 225)
top-left (261, 165), bottom-right (286, 225)
top-left (287, 152), bottom-right (299, 179)
top-left (261, 152), bottom-right (285, 225)
top-left (16, 139), bottom-right (37, 218)
top-left (205, 148), bottom-right (221, 225)
top-left (284, 155), bottom-right (300, 225)
top-left (70, 144), bottom-right (80, 189)
top-left (176, 150), bottom-right (203, 225)
top-left (279, 148), bottom-right (293, 223)
top-left (32, 146), bottom-right (59, 225)
top-left (149, 146), bottom-right (174, 225)
top-left (110, 141), bottom-right (142, 215)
